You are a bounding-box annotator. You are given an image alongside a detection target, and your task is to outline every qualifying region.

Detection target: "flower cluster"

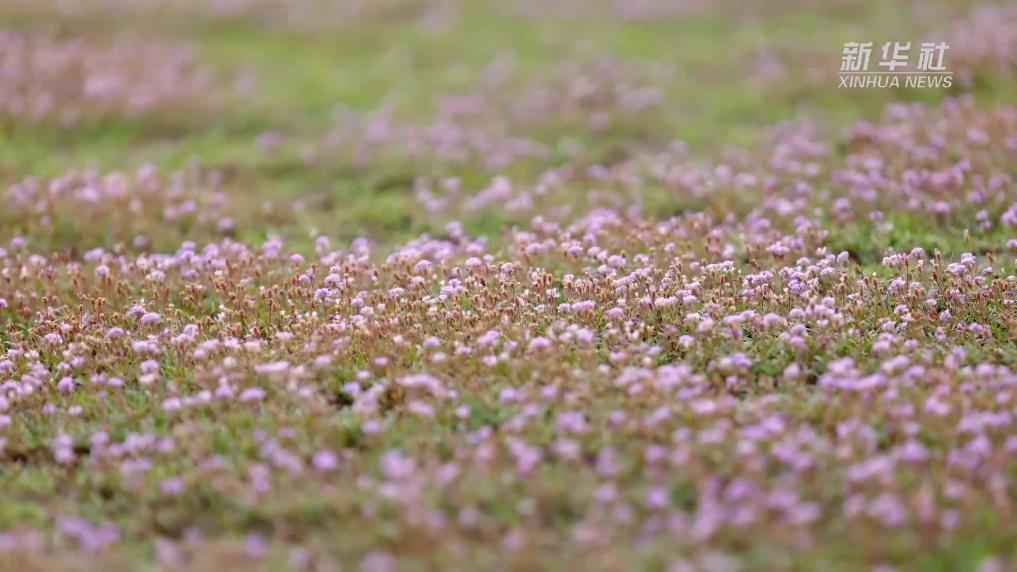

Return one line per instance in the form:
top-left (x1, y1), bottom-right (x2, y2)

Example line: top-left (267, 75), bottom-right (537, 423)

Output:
top-left (416, 98), bottom-right (1015, 237)
top-left (0, 31), bottom-right (214, 125)
top-left (1, 0), bottom-right (455, 32)
top-left (0, 96), bottom-right (1014, 564)
top-left (0, 2), bottom-right (1014, 568)
top-left (283, 55), bottom-right (668, 175)
top-left (943, 4), bottom-right (1017, 86)
top-left (0, 165), bottom-right (272, 251)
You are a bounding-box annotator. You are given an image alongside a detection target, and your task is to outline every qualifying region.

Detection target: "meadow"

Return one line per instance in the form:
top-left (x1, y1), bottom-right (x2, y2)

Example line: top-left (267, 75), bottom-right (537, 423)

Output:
top-left (0, 0), bottom-right (1015, 569)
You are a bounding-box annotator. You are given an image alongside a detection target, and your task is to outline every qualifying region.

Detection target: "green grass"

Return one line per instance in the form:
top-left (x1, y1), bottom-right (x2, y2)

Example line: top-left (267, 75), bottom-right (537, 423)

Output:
top-left (4, 0), bottom-right (1012, 252)
top-left (1, 1), bottom-right (1016, 569)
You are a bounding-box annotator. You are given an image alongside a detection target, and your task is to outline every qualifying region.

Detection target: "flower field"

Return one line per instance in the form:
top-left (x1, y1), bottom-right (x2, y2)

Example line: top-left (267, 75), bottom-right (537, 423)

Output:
top-left (0, 1), bottom-right (1015, 570)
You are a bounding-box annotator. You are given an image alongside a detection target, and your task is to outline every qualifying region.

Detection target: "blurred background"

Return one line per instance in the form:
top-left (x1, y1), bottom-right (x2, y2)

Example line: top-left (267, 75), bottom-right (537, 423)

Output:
top-left (0, 0), bottom-right (1013, 246)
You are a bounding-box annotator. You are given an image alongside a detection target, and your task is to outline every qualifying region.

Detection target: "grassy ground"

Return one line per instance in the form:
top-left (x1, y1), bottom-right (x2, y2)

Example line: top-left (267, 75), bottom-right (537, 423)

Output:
top-left (0, 1), bottom-right (1015, 570)
top-left (3, 0), bottom-right (1011, 247)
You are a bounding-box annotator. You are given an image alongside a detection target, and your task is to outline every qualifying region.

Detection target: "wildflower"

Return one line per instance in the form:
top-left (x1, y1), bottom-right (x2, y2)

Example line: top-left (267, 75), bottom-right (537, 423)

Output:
top-left (312, 450), bottom-right (339, 472)
top-left (239, 388), bottom-right (266, 402)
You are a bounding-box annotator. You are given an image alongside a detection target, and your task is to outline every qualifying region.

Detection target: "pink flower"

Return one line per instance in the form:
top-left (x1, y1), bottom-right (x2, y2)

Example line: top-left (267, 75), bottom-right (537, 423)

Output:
top-left (140, 312), bottom-right (162, 325)
top-left (239, 388), bottom-right (266, 402)
top-left (312, 450), bottom-right (339, 472)
top-left (360, 551), bottom-right (396, 572)
top-left (160, 477), bottom-right (184, 496)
